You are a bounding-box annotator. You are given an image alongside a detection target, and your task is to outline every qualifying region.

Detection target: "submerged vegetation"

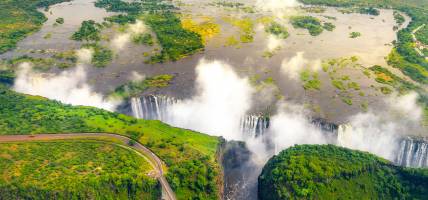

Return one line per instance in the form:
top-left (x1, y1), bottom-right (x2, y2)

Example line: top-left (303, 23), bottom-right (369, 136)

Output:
top-left (133, 33), bottom-right (154, 46)
top-left (82, 43), bottom-right (113, 68)
top-left (0, 85), bottom-right (221, 199)
top-left (349, 31), bottom-right (362, 38)
top-left (290, 16), bottom-right (324, 36)
top-left (259, 145), bottom-right (428, 200)
top-left (223, 16), bottom-right (255, 43)
top-left (0, 140), bottom-right (159, 199)
top-left (290, 16), bottom-right (334, 36)
top-left (265, 21), bottom-right (289, 39)
top-left (300, 70), bottom-right (321, 90)
top-left (71, 20), bottom-right (102, 41)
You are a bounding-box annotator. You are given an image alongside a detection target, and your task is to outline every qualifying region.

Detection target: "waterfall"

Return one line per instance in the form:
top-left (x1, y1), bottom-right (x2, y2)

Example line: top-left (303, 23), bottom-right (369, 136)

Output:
top-left (337, 124), bottom-right (428, 168)
top-left (240, 115), bottom-right (269, 138)
top-left (311, 118), bottom-right (338, 141)
top-left (337, 124), bottom-right (354, 147)
top-left (130, 95), bottom-right (178, 121)
top-left (395, 137), bottom-right (428, 168)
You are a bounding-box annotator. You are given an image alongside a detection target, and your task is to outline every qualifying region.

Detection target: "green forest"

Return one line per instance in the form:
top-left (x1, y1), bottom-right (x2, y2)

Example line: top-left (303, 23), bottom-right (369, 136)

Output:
top-left (258, 144), bottom-right (428, 200)
top-left (0, 140), bottom-right (159, 199)
top-left (0, 85), bottom-right (221, 200)
top-left (0, 0), bottom-right (71, 53)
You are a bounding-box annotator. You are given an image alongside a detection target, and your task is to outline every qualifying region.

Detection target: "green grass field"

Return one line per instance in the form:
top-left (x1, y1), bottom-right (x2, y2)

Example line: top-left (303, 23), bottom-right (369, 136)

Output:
top-left (0, 140), bottom-right (159, 199)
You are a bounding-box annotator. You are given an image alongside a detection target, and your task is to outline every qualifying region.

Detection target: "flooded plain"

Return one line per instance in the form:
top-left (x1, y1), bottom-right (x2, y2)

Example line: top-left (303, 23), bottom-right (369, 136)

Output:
top-left (0, 0), bottom-right (410, 123)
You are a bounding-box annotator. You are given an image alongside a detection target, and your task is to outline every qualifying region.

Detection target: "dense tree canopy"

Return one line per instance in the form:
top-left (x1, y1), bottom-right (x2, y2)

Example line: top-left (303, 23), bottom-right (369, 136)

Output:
top-left (258, 145), bottom-right (428, 200)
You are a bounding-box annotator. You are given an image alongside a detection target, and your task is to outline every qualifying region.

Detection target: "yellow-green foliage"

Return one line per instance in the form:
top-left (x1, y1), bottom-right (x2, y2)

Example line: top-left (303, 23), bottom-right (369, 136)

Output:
top-left (222, 16), bottom-right (255, 43)
top-left (300, 70), bottom-right (321, 90)
top-left (181, 16), bottom-right (220, 44)
top-left (225, 36), bottom-right (240, 47)
top-left (0, 140), bottom-right (159, 199)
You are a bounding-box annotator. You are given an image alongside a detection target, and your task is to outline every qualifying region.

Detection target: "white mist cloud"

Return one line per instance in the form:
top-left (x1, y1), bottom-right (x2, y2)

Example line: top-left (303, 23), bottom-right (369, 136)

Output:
top-left (111, 20), bottom-right (147, 50)
top-left (280, 52), bottom-right (321, 80)
top-left (75, 48), bottom-right (93, 64)
top-left (112, 34), bottom-right (131, 50)
top-left (13, 50), bottom-right (119, 111)
top-left (270, 103), bottom-right (327, 150)
top-left (256, 0), bottom-right (300, 12)
top-left (169, 59), bottom-right (254, 140)
top-left (337, 92), bottom-right (423, 160)
top-left (386, 91), bottom-right (422, 122)
top-left (267, 34), bottom-right (282, 51)
top-left (280, 52), bottom-right (307, 80)
top-left (129, 71), bottom-right (146, 82)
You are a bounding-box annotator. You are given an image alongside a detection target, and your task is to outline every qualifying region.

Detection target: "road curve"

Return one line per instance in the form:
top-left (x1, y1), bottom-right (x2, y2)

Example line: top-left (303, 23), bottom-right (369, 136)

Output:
top-left (0, 133), bottom-right (176, 200)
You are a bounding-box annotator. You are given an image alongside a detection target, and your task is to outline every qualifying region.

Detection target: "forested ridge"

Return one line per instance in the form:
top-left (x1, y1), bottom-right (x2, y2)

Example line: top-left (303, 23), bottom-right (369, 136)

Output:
top-left (258, 145), bottom-right (428, 200)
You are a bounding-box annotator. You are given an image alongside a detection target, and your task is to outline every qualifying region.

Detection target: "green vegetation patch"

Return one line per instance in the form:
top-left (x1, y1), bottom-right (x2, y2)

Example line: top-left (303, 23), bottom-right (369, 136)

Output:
top-left (258, 144), bottom-right (428, 200)
top-left (387, 48), bottom-right (428, 84)
top-left (0, 140), bottom-right (159, 199)
top-left (55, 17), bottom-right (64, 25)
top-left (105, 14), bottom-right (136, 25)
top-left (357, 7), bottom-right (380, 16)
top-left (265, 21), bottom-right (289, 39)
top-left (300, 70), bottom-right (321, 90)
top-left (290, 16), bottom-right (334, 36)
top-left (133, 33), bottom-right (154, 46)
top-left (145, 13), bottom-right (204, 63)
top-left (82, 43), bottom-right (113, 67)
top-left (5, 55), bottom-right (58, 71)
top-left (349, 31), bottom-right (362, 38)
top-left (71, 20), bottom-right (102, 41)
top-left (415, 25), bottom-right (428, 45)
top-left (323, 22), bottom-right (336, 31)
top-left (112, 74), bottom-right (174, 99)
top-left (393, 11), bottom-right (405, 26)
top-left (0, 86), bottom-right (221, 200)
top-left (369, 65), bottom-right (418, 93)
top-left (290, 16), bottom-right (324, 36)
top-left (0, 70), bottom-right (15, 86)
top-left (223, 16), bottom-right (255, 43)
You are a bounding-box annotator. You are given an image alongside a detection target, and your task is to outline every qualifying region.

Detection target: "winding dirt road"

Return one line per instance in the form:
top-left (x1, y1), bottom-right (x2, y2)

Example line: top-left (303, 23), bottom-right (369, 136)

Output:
top-left (0, 133), bottom-right (176, 200)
